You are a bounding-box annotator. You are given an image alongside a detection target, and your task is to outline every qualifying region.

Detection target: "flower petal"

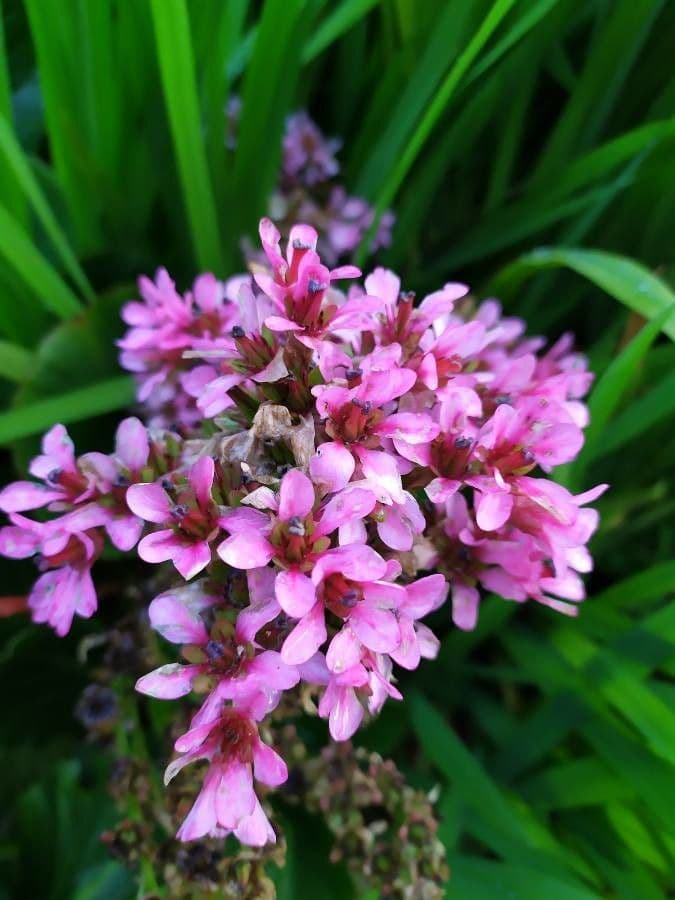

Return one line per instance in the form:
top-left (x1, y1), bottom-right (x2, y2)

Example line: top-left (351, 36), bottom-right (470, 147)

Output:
top-left (126, 482), bottom-right (172, 523)
top-left (275, 569), bottom-right (316, 618)
top-left (217, 531), bottom-right (275, 569)
top-left (136, 663), bottom-right (199, 699)
top-left (278, 469), bottom-right (315, 521)
top-left (309, 441), bottom-right (355, 493)
top-left (281, 601), bottom-right (327, 665)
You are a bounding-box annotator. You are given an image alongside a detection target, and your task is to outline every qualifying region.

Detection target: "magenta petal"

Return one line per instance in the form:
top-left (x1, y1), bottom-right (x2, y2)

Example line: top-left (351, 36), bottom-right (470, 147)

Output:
top-left (278, 469), bottom-right (315, 521)
top-left (176, 775), bottom-right (217, 841)
top-left (253, 740), bottom-right (288, 787)
top-left (326, 626), bottom-right (361, 674)
top-left (149, 584), bottom-right (216, 644)
top-left (136, 663), bottom-right (199, 699)
top-left (452, 583), bottom-right (479, 631)
top-left (309, 441), bottom-right (355, 492)
top-left (106, 514), bottom-right (144, 552)
top-left (265, 315), bottom-right (304, 332)
top-left (246, 650), bottom-right (300, 691)
top-left (349, 605), bottom-right (400, 653)
top-left (275, 569), bottom-right (316, 618)
top-left (0, 524), bottom-right (40, 558)
top-left (73, 566), bottom-right (97, 618)
top-left (174, 540), bottom-right (212, 580)
top-left (115, 417), bottom-right (149, 471)
top-left (234, 798), bottom-right (276, 846)
top-left (217, 531), bottom-right (275, 569)
top-left (236, 593), bottom-right (281, 643)
top-left (315, 487), bottom-right (376, 537)
top-left (475, 489), bottom-right (513, 531)
top-left (189, 456), bottom-right (215, 509)
top-left (376, 413), bottom-right (439, 443)
top-left (137, 529), bottom-right (177, 564)
top-left (405, 574), bottom-right (448, 618)
top-left (327, 685), bottom-right (363, 741)
top-left (390, 617), bottom-right (421, 670)
top-left (215, 762), bottom-right (256, 828)
top-left (0, 481), bottom-right (62, 512)
top-left (126, 482), bottom-right (172, 523)
top-left (281, 601), bottom-right (327, 665)
top-left (313, 544), bottom-right (387, 584)
top-left (355, 448), bottom-right (405, 504)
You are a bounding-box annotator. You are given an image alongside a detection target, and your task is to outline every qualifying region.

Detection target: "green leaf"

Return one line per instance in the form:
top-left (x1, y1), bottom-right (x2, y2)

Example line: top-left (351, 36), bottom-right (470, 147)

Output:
top-left (359, 0), bottom-right (518, 260)
top-left (449, 857), bottom-right (600, 900)
top-left (567, 303), bottom-right (675, 487)
top-left (231, 0), bottom-right (310, 238)
top-left (0, 341), bottom-right (34, 382)
top-left (0, 203), bottom-right (82, 319)
top-left (490, 247), bottom-right (675, 340)
top-left (0, 375), bottom-right (134, 444)
top-left (598, 368), bottom-right (675, 457)
top-left (149, 0), bottom-right (226, 273)
top-left (0, 115), bottom-right (94, 302)
top-left (302, 0), bottom-right (379, 63)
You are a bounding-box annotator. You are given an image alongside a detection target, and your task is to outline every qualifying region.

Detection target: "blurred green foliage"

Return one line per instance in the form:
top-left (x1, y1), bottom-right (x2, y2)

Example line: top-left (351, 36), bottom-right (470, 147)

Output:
top-left (0, 1), bottom-right (674, 897)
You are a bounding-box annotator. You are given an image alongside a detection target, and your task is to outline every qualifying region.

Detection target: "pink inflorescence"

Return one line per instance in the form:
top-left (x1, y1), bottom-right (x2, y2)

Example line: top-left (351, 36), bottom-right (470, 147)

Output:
top-left (0, 217), bottom-right (606, 847)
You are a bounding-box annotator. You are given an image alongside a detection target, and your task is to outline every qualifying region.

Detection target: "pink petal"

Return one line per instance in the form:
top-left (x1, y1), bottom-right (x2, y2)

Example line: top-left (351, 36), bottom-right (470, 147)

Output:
top-left (349, 605), bottom-right (400, 653)
top-left (355, 448), bottom-right (405, 504)
top-left (174, 540), bottom-right (212, 580)
top-left (404, 574), bottom-right (448, 618)
top-left (0, 524), bottom-right (41, 558)
top-left (189, 456), bottom-right (215, 509)
top-left (41, 424), bottom-right (76, 470)
top-left (281, 601), bottom-right (327, 665)
top-left (309, 441), bottom-right (355, 492)
top-left (215, 762), bottom-right (256, 828)
top-left (376, 413), bottom-right (439, 444)
top-left (322, 684), bottom-right (363, 741)
top-left (126, 482), bottom-right (171, 523)
top-left (315, 487), bottom-right (376, 537)
top-left (475, 489), bottom-right (513, 531)
top-left (264, 315), bottom-right (304, 332)
top-left (137, 529), bottom-right (178, 564)
top-left (364, 267), bottom-right (400, 305)
top-left (136, 663), bottom-right (200, 699)
top-left (326, 626), bottom-right (361, 674)
top-left (234, 797), bottom-right (276, 846)
top-left (278, 469), bottom-right (315, 521)
top-left (312, 544), bottom-right (387, 584)
top-left (106, 514), bottom-right (144, 552)
top-left (115, 417), bottom-right (149, 472)
top-left (176, 775), bottom-right (217, 841)
top-left (217, 531), bottom-right (275, 569)
top-left (253, 740), bottom-right (288, 787)
top-left (390, 616), bottom-right (421, 670)
top-left (0, 481), bottom-right (62, 512)
top-left (275, 569), bottom-right (316, 618)
top-left (149, 583), bottom-right (217, 644)
top-left (246, 650), bottom-right (300, 691)
top-left (452, 583), bottom-right (479, 631)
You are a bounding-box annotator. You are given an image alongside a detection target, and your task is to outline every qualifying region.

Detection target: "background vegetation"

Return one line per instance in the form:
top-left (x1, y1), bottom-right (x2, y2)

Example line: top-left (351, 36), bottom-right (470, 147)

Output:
top-left (1, 1), bottom-right (674, 897)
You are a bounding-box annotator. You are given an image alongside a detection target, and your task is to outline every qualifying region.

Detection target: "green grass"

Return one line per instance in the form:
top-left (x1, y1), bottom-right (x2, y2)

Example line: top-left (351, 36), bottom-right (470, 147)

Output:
top-left (0, 1), bottom-right (674, 897)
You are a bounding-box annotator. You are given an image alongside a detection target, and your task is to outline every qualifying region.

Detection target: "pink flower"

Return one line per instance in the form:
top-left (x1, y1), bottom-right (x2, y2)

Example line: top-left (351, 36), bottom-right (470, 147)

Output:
top-left (282, 111), bottom-right (340, 186)
top-left (136, 580), bottom-right (298, 701)
top-left (254, 219), bottom-right (363, 339)
top-left (165, 700), bottom-right (286, 846)
top-left (0, 511), bottom-right (102, 636)
top-left (127, 456), bottom-right (221, 579)
top-left (0, 424), bottom-right (96, 513)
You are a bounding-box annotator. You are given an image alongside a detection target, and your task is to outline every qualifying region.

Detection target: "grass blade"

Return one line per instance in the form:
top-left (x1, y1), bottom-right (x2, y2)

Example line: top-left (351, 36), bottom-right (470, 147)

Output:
top-left (0, 115), bottom-right (94, 302)
top-left (358, 0), bottom-right (517, 263)
top-left (490, 247), bottom-right (675, 340)
top-left (0, 341), bottom-right (35, 382)
top-left (302, 0), bottom-right (379, 63)
top-left (0, 375), bottom-right (134, 444)
top-left (0, 204), bottom-right (82, 319)
top-left (149, 0), bottom-right (225, 273)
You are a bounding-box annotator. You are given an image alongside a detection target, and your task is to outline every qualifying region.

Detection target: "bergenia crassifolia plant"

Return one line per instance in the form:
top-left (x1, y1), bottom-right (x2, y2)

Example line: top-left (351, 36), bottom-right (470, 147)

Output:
top-left (0, 212), bottom-right (606, 850)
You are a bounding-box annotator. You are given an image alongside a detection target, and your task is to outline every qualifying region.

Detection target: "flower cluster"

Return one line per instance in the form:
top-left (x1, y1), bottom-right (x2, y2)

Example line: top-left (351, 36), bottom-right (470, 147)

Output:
top-left (230, 100), bottom-right (394, 266)
top-left (0, 216), bottom-right (605, 849)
